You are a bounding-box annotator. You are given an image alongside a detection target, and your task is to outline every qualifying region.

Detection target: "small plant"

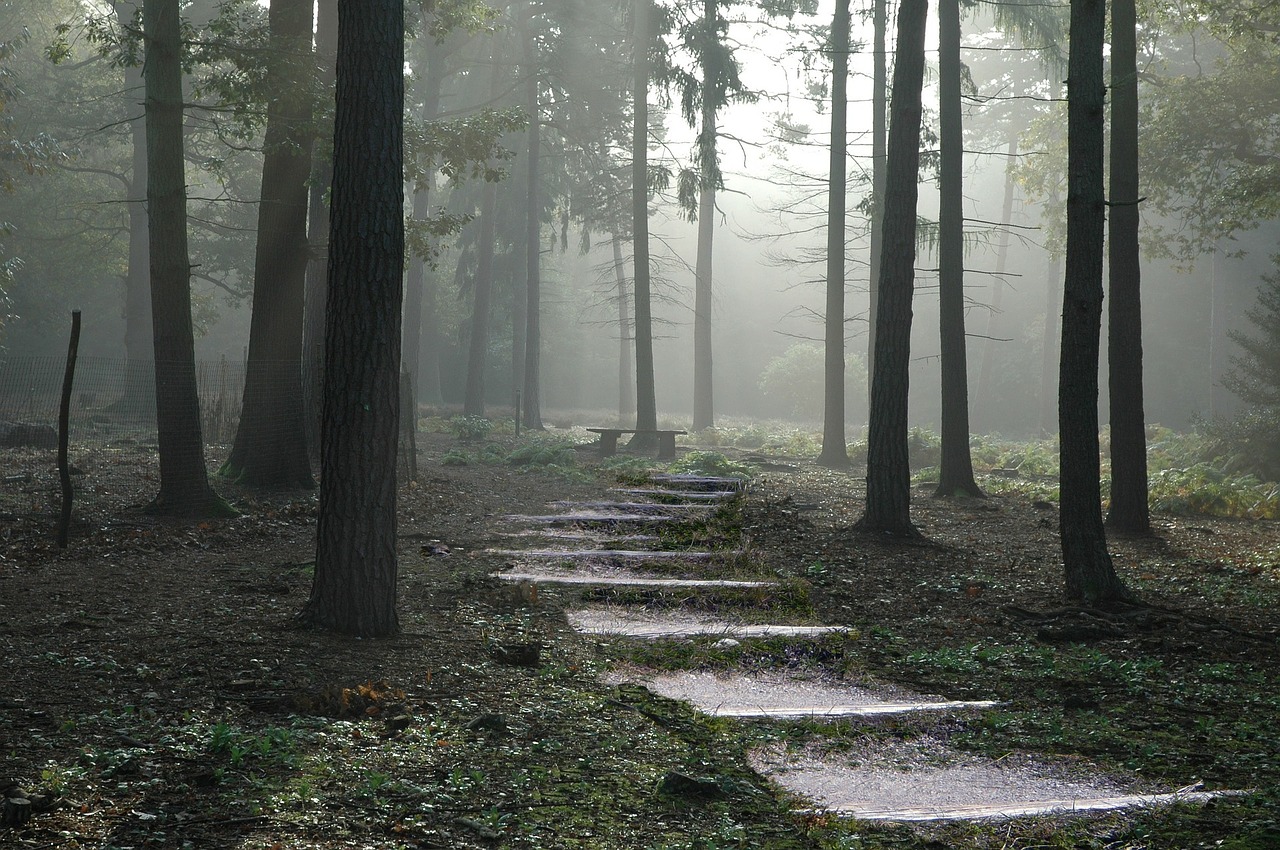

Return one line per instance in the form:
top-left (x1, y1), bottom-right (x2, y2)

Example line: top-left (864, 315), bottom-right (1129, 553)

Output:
top-left (668, 451), bottom-right (753, 478)
top-left (447, 415), bottom-right (493, 441)
top-left (441, 449), bottom-right (471, 466)
top-left (507, 437), bottom-right (576, 468)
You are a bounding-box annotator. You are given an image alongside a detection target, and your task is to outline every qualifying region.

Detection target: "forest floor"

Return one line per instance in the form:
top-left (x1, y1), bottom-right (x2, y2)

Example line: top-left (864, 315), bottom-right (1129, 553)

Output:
top-left (1, 426), bottom-right (1278, 849)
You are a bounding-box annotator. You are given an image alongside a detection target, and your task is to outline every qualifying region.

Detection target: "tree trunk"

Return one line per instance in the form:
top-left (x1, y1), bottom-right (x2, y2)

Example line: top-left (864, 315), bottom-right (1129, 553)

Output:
top-left (464, 178), bottom-right (498, 418)
top-left (142, 0), bottom-right (226, 518)
top-left (222, 0), bottom-right (315, 489)
top-left (1105, 0), bottom-right (1149, 534)
top-left (817, 0), bottom-right (851, 469)
top-left (974, 136), bottom-right (1018, 426)
top-left (303, 0), bottom-right (404, 638)
top-left (1060, 0), bottom-right (1132, 606)
top-left (935, 0), bottom-right (981, 498)
top-left (613, 233), bottom-right (634, 424)
top-left (631, 0), bottom-right (658, 443)
top-left (1038, 242), bottom-right (1062, 435)
top-left (866, 0), bottom-right (887, 415)
top-left (302, 0), bottom-right (337, 454)
top-left (691, 0), bottom-right (718, 433)
top-left (521, 28), bottom-right (544, 430)
top-left (113, 11), bottom-right (155, 421)
top-left (858, 0), bottom-right (928, 537)
top-left (403, 45), bottom-right (444, 405)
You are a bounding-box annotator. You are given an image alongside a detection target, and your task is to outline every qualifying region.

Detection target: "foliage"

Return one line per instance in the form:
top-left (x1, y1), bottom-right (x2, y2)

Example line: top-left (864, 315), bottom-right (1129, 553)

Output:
top-left (1224, 264), bottom-right (1280, 409)
top-left (447, 415), bottom-right (493, 441)
top-left (1200, 408), bottom-right (1280, 482)
top-left (668, 450), bottom-right (754, 478)
top-left (756, 343), bottom-right (867, 422)
top-left (506, 436), bottom-right (577, 469)
top-left (1148, 464), bottom-right (1280, 519)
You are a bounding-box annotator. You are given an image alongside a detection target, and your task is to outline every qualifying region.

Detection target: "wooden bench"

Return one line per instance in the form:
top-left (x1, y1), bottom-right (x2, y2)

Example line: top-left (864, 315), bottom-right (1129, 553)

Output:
top-left (586, 428), bottom-right (687, 460)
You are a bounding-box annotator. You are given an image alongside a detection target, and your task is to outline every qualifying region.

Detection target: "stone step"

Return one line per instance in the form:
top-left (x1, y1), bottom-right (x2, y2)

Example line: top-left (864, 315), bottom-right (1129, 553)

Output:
top-left (549, 500), bottom-right (715, 513)
top-left (826, 790), bottom-right (1241, 822)
top-left (492, 548), bottom-right (718, 562)
top-left (504, 512), bottom-right (683, 526)
top-left (613, 488), bottom-right (738, 501)
top-left (569, 610), bottom-right (846, 640)
top-left (647, 474), bottom-right (746, 492)
top-left (605, 670), bottom-right (997, 719)
top-left (496, 571), bottom-right (776, 590)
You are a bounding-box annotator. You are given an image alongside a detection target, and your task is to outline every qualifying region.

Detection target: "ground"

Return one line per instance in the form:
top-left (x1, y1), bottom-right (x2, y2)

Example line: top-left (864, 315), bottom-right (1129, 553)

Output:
top-left (1, 427), bottom-right (1278, 848)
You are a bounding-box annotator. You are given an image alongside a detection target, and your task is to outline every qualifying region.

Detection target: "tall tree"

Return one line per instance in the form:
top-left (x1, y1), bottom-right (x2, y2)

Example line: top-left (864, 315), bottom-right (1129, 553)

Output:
top-left (631, 0), bottom-right (658, 444)
top-left (301, 0), bottom-right (405, 637)
top-left (221, 0), bottom-right (316, 488)
top-left (142, 0), bottom-right (227, 517)
top-left (1060, 0), bottom-right (1132, 605)
top-left (1105, 0), bottom-right (1149, 533)
top-left (816, 0), bottom-right (852, 469)
top-left (613, 232), bottom-right (635, 422)
top-left (934, 0), bottom-right (982, 498)
top-left (858, 0), bottom-right (928, 536)
top-left (866, 0), bottom-right (887, 410)
top-left (521, 11), bottom-right (545, 430)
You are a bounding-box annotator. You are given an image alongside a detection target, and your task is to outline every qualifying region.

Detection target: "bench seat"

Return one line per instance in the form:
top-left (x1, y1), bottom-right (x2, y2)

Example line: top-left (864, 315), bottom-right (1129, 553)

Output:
top-left (586, 427), bottom-right (687, 460)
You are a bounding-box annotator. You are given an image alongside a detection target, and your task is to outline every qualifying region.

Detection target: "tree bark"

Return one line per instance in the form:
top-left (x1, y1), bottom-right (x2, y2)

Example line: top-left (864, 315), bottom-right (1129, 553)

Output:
top-left (302, 0), bottom-right (337, 454)
top-left (464, 178), bottom-right (498, 418)
top-left (222, 0), bottom-right (315, 489)
top-left (1060, 0), bottom-right (1132, 606)
top-left (1105, 0), bottom-right (1150, 534)
top-left (974, 136), bottom-right (1018, 426)
top-left (142, 0), bottom-right (226, 518)
top-left (691, 0), bottom-right (718, 433)
top-left (303, 0), bottom-right (404, 637)
top-left (1039, 241), bottom-right (1062, 436)
top-left (817, 0), bottom-right (851, 469)
top-left (631, 0), bottom-right (658, 443)
top-left (521, 25), bottom-right (544, 430)
top-left (866, 0), bottom-right (887, 416)
top-left (935, 0), bottom-right (981, 498)
top-left (613, 233), bottom-right (635, 424)
top-left (858, 0), bottom-right (928, 537)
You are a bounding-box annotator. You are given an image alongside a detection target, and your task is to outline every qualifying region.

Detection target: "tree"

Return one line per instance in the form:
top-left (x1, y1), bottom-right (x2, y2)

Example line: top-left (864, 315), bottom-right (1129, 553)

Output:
top-left (816, 0), bottom-right (852, 469)
top-left (934, 0), bottom-right (981, 498)
top-left (301, 0), bottom-right (405, 637)
top-left (858, 0), bottom-right (928, 537)
top-left (631, 0), bottom-right (658, 444)
top-left (521, 10), bottom-right (545, 430)
top-left (1105, 0), bottom-right (1149, 533)
top-left (221, 0), bottom-right (316, 489)
top-left (142, 0), bottom-right (228, 517)
top-left (1059, 0), bottom-right (1132, 605)
top-left (866, 0), bottom-right (887, 408)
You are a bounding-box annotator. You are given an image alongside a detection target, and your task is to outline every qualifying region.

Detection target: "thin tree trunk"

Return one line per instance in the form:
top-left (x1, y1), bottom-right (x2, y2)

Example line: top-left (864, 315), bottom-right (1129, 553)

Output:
top-left (1106, 0), bottom-right (1149, 533)
top-left (613, 233), bottom-right (634, 424)
top-left (223, 0), bottom-right (315, 489)
top-left (302, 0), bottom-right (337, 455)
top-left (303, 0), bottom-right (404, 638)
top-left (464, 178), bottom-right (498, 417)
top-left (858, 0), bottom-right (928, 537)
top-left (1060, 0), bottom-right (1132, 606)
top-left (403, 46), bottom-right (444, 409)
top-left (521, 27), bottom-right (544, 430)
top-left (142, 0), bottom-right (225, 517)
top-left (975, 136), bottom-right (1018, 425)
top-left (866, 0), bottom-right (887, 415)
top-left (817, 0), bottom-right (851, 469)
top-left (691, 0), bottom-right (718, 432)
top-left (631, 0), bottom-right (658, 443)
top-left (935, 0), bottom-right (981, 498)
top-left (1039, 242), bottom-right (1062, 435)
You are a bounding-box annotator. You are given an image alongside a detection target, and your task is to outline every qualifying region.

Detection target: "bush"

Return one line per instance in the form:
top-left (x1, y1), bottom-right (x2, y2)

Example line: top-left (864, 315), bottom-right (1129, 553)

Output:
top-left (757, 343), bottom-right (867, 422)
top-left (447, 415), bottom-right (492, 442)
top-left (668, 451), bottom-right (754, 478)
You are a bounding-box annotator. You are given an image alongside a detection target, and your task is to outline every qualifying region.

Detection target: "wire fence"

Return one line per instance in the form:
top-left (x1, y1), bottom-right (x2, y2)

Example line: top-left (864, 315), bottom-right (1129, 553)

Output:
top-left (0, 355), bottom-right (248, 446)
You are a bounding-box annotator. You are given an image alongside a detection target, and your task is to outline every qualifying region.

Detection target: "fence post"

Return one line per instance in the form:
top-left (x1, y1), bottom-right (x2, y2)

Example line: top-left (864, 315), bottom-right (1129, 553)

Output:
top-left (57, 310), bottom-right (82, 548)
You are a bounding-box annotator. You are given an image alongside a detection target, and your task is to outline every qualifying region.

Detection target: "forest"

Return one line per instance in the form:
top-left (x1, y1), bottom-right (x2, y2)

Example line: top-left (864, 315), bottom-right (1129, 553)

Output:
top-left (1, 0), bottom-right (1278, 847)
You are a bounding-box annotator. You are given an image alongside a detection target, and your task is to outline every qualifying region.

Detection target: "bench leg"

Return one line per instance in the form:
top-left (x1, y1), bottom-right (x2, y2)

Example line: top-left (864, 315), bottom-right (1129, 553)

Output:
top-left (598, 433), bottom-right (619, 457)
top-left (657, 433), bottom-right (677, 460)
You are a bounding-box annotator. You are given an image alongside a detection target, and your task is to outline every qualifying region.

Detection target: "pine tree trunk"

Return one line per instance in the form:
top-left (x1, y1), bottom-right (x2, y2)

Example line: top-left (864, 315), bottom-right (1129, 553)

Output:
top-left (974, 136), bottom-right (1017, 426)
top-left (613, 233), bottom-right (635, 424)
top-left (935, 0), bottom-right (981, 498)
top-left (142, 0), bottom-right (225, 517)
top-left (222, 0), bottom-right (315, 489)
top-left (403, 47), bottom-right (444, 410)
top-left (522, 31), bottom-right (544, 431)
top-left (631, 0), bottom-right (658, 442)
top-left (1039, 243), bottom-right (1062, 435)
top-left (867, 0), bottom-right (887, 415)
top-left (859, 0), bottom-right (928, 537)
top-left (1105, 0), bottom-right (1150, 534)
top-left (303, 0), bottom-right (404, 638)
top-left (1060, 0), bottom-right (1132, 606)
top-left (691, 0), bottom-right (717, 433)
top-left (817, 0), bottom-right (851, 469)
top-left (302, 0), bottom-right (337, 455)
top-left (464, 179), bottom-right (498, 418)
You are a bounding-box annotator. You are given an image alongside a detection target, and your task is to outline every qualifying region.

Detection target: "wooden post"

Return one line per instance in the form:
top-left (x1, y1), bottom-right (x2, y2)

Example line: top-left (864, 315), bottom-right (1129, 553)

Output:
top-left (56, 310), bottom-right (82, 549)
